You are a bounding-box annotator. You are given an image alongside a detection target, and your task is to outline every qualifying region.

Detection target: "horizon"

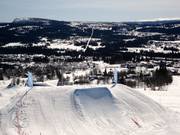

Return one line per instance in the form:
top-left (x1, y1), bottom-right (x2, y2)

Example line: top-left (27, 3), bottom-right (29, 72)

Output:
top-left (0, 0), bottom-right (180, 22)
top-left (1, 17), bottom-right (180, 23)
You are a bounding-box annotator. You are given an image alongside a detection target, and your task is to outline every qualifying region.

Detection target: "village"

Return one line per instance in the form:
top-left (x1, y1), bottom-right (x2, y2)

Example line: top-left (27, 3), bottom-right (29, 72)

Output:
top-left (0, 56), bottom-right (179, 91)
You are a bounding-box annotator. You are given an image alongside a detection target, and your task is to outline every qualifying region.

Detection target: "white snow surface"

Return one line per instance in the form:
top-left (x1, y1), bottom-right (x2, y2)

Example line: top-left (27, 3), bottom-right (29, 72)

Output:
top-left (2, 43), bottom-right (25, 48)
top-left (136, 76), bottom-right (180, 113)
top-left (0, 84), bottom-right (180, 135)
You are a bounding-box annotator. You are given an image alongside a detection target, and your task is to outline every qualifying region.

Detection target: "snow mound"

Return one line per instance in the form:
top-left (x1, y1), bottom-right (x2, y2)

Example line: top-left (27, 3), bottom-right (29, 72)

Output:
top-left (0, 85), bottom-right (180, 135)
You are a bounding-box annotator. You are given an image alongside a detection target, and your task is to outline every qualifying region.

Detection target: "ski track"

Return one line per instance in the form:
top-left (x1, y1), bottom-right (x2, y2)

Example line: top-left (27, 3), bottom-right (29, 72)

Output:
top-left (0, 85), bottom-right (180, 135)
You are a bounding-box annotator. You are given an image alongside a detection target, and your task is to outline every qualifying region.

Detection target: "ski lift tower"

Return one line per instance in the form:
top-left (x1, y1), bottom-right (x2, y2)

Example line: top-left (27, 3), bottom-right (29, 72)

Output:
top-left (105, 65), bottom-right (121, 85)
top-left (27, 71), bottom-right (33, 87)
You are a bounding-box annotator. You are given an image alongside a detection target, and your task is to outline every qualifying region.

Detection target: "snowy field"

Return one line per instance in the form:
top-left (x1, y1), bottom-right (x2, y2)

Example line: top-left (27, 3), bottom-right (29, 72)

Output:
top-left (136, 76), bottom-right (180, 113)
top-left (0, 82), bottom-right (180, 135)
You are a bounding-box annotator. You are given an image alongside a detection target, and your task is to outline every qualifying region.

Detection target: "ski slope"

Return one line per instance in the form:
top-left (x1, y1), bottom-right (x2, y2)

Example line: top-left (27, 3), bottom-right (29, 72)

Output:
top-left (0, 84), bottom-right (180, 135)
top-left (136, 76), bottom-right (180, 113)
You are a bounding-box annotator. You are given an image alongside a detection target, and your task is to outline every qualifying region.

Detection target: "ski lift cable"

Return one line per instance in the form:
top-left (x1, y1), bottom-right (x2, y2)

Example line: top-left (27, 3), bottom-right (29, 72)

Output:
top-left (78, 27), bottom-right (94, 58)
top-left (84, 27), bottom-right (94, 52)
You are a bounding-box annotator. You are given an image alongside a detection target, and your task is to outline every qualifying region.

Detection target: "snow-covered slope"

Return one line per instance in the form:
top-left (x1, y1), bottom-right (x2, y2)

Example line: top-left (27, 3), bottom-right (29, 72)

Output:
top-left (136, 76), bottom-right (180, 113)
top-left (13, 18), bottom-right (51, 25)
top-left (0, 85), bottom-right (180, 135)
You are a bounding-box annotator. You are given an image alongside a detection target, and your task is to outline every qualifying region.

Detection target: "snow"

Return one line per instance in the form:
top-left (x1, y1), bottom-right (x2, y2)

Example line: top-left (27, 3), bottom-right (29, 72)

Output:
top-left (74, 87), bottom-right (113, 99)
top-left (46, 38), bottom-right (104, 51)
top-left (135, 76), bottom-right (180, 113)
top-left (2, 43), bottom-right (25, 48)
top-left (48, 42), bottom-right (83, 51)
top-left (138, 18), bottom-right (180, 22)
top-left (45, 80), bottom-right (58, 86)
top-left (0, 24), bottom-right (9, 28)
top-left (153, 40), bottom-right (180, 43)
top-left (88, 44), bottom-right (105, 50)
top-left (73, 70), bottom-right (90, 77)
top-left (127, 47), bottom-right (172, 54)
top-left (13, 18), bottom-right (50, 25)
top-left (0, 84), bottom-right (180, 135)
top-left (13, 17), bottom-right (31, 23)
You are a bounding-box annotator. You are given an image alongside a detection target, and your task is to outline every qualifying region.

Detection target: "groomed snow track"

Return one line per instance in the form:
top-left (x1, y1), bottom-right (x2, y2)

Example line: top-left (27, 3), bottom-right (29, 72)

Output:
top-left (0, 85), bottom-right (180, 135)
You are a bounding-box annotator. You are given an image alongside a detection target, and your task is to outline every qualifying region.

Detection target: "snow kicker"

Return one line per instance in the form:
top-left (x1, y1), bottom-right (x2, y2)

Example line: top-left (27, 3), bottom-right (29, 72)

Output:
top-left (0, 85), bottom-right (180, 135)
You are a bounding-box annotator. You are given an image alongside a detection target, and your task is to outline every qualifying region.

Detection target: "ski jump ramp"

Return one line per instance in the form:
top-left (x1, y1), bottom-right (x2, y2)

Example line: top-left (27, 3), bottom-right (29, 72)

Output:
top-left (0, 85), bottom-right (180, 135)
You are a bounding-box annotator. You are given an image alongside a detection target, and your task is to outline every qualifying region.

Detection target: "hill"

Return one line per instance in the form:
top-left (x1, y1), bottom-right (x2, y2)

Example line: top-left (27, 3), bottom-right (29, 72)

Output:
top-left (0, 18), bottom-right (180, 60)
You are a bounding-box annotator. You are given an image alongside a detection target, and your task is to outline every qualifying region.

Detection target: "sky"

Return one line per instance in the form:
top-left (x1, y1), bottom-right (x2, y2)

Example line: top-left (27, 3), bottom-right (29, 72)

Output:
top-left (0, 0), bottom-right (180, 22)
